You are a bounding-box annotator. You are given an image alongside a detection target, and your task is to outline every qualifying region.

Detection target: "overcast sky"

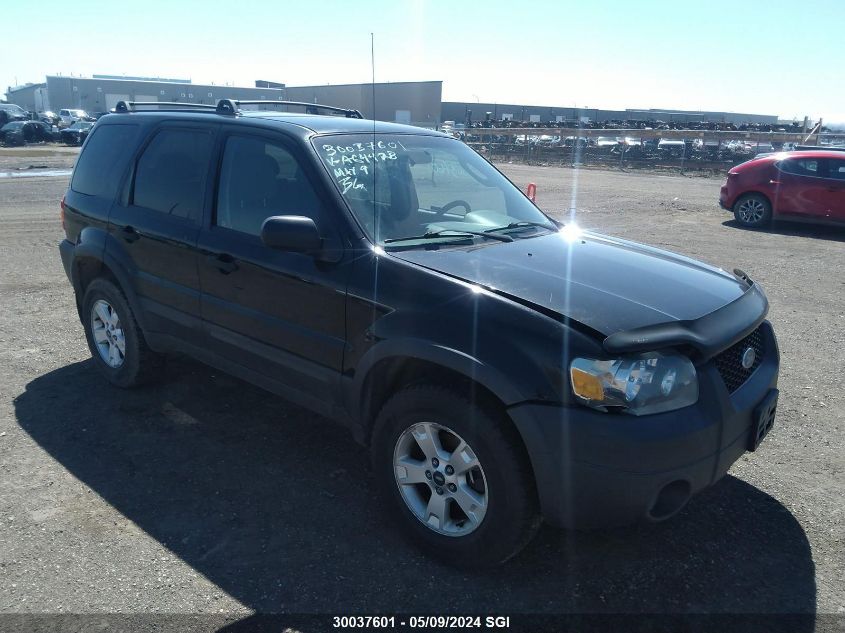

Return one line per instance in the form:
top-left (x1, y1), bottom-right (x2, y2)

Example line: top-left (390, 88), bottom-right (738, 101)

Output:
top-left (3, 0), bottom-right (843, 122)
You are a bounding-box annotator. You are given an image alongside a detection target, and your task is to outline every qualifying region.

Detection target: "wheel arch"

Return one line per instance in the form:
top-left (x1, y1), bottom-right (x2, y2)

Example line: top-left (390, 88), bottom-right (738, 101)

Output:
top-left (70, 241), bottom-right (149, 335)
top-left (351, 341), bottom-right (527, 447)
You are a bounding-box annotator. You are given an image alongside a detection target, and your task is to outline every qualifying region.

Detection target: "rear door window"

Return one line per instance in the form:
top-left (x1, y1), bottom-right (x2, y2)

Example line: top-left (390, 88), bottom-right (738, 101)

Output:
top-left (779, 158), bottom-right (820, 177)
top-left (71, 124), bottom-right (140, 198)
top-left (132, 128), bottom-right (214, 222)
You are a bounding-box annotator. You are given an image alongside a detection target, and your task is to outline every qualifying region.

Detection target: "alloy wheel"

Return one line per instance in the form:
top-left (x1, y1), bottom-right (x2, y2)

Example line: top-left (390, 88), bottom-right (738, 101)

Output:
top-left (737, 198), bottom-right (766, 224)
top-left (91, 299), bottom-right (126, 368)
top-left (393, 422), bottom-right (488, 536)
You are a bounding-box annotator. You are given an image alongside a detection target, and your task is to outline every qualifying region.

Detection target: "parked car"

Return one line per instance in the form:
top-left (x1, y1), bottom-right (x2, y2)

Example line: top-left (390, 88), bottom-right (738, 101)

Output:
top-left (724, 139), bottom-right (753, 157)
top-left (0, 120), bottom-right (56, 146)
top-left (0, 102), bottom-right (29, 126)
top-left (691, 138), bottom-right (721, 158)
top-left (751, 141), bottom-right (776, 157)
top-left (563, 136), bottom-right (588, 148)
top-left (594, 136), bottom-right (620, 151)
top-left (613, 136), bottom-right (646, 157)
top-left (58, 108), bottom-right (90, 127)
top-left (59, 99), bottom-right (780, 567)
top-left (60, 120), bottom-right (94, 145)
top-left (657, 138), bottom-right (686, 158)
top-left (535, 135), bottom-right (561, 146)
top-left (513, 134), bottom-right (539, 146)
top-left (720, 150), bottom-right (845, 227)
top-left (38, 111), bottom-right (61, 126)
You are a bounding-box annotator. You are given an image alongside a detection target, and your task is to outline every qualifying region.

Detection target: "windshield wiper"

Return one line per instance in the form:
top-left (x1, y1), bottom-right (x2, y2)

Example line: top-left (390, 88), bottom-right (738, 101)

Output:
top-left (484, 221), bottom-right (558, 234)
top-left (383, 229), bottom-right (513, 245)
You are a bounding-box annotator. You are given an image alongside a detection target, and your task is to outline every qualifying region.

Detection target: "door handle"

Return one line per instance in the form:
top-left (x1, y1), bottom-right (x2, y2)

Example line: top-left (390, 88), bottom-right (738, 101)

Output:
top-left (206, 253), bottom-right (238, 274)
top-left (120, 225), bottom-right (140, 243)
top-left (827, 187), bottom-right (843, 192)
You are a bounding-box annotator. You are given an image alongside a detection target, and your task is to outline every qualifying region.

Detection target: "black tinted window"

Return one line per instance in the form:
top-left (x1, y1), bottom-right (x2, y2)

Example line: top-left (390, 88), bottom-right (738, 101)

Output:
top-left (216, 136), bottom-right (321, 236)
top-left (133, 128), bottom-right (214, 221)
top-left (71, 124), bottom-right (140, 198)
top-left (826, 159), bottom-right (845, 181)
top-left (779, 158), bottom-right (819, 176)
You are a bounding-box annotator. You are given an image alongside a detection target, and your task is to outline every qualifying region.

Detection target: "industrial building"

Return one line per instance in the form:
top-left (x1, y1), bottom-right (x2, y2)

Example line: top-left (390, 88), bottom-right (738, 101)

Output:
top-left (285, 81), bottom-right (442, 128)
top-left (440, 102), bottom-right (779, 126)
top-left (4, 74), bottom-right (778, 128)
top-left (3, 76), bottom-right (443, 127)
top-left (5, 75), bottom-right (283, 114)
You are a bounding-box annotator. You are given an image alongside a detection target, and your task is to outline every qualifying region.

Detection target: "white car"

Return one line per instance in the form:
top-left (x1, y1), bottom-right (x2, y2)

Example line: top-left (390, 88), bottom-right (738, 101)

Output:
top-left (595, 136), bottom-right (620, 149)
top-left (657, 138), bottom-right (687, 157)
top-left (750, 141), bottom-right (775, 156)
top-left (58, 109), bottom-right (88, 128)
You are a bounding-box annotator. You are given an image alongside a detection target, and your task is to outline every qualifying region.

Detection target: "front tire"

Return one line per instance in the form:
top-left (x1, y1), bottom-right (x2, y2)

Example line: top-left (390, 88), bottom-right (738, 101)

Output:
top-left (733, 193), bottom-right (772, 228)
top-left (372, 384), bottom-right (540, 567)
top-left (81, 277), bottom-right (162, 388)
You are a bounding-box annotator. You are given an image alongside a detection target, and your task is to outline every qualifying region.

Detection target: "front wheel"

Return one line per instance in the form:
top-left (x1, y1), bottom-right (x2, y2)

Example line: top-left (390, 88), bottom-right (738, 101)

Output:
top-left (372, 384), bottom-right (540, 567)
top-left (733, 193), bottom-right (772, 228)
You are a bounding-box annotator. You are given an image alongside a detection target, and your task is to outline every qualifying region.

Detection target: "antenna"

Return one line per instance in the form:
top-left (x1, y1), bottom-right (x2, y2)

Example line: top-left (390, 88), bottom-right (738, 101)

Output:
top-left (371, 32), bottom-right (377, 243)
top-left (371, 33), bottom-right (376, 121)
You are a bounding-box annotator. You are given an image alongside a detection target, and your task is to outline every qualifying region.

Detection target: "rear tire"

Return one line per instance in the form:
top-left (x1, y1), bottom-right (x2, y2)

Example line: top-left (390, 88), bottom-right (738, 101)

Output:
top-left (81, 277), bottom-right (163, 388)
top-left (733, 193), bottom-right (772, 228)
top-left (371, 384), bottom-right (540, 568)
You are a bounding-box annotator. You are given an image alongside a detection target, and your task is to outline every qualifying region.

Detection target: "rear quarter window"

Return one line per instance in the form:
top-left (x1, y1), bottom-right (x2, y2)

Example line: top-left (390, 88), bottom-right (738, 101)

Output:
top-left (826, 159), bottom-right (845, 180)
top-left (71, 124), bottom-right (140, 198)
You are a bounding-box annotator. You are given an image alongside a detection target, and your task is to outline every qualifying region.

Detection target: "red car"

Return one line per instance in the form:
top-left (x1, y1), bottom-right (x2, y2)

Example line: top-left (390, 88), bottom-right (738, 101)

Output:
top-left (720, 150), bottom-right (845, 228)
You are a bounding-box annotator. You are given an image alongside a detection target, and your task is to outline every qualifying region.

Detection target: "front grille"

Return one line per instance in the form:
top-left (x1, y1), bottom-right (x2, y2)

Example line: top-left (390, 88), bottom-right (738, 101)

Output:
top-left (714, 326), bottom-right (765, 393)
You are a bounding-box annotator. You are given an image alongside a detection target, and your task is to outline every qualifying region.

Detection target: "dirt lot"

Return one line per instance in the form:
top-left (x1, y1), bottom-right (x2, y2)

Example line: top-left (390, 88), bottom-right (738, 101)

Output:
top-left (0, 146), bottom-right (78, 173)
top-left (0, 150), bottom-right (843, 627)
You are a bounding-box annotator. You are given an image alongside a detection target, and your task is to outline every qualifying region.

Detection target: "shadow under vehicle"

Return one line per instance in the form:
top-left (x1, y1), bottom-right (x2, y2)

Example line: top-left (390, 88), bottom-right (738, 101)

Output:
top-left (13, 359), bottom-right (817, 626)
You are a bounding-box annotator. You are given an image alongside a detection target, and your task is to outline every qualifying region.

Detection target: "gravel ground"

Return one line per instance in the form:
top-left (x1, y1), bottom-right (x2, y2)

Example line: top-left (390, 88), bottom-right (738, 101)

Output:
top-left (0, 146), bottom-right (79, 173)
top-left (0, 152), bottom-right (842, 628)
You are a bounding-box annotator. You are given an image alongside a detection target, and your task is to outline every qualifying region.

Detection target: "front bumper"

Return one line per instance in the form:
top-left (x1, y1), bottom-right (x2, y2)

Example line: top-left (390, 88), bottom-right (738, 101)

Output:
top-left (508, 321), bottom-right (779, 529)
top-left (719, 184), bottom-right (732, 210)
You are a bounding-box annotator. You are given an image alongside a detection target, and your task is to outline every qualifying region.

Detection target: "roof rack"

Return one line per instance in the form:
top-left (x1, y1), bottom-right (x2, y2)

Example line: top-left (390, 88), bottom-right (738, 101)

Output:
top-left (113, 99), bottom-right (364, 119)
top-left (113, 101), bottom-right (217, 113)
top-left (218, 99), bottom-right (363, 119)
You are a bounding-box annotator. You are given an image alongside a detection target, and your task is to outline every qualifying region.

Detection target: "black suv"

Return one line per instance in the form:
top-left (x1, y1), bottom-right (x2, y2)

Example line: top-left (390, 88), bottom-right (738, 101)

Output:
top-left (59, 100), bottom-right (780, 567)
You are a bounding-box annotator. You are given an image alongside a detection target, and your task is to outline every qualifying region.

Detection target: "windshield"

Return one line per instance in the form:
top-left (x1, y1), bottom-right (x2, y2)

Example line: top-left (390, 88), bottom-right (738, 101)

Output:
top-left (313, 133), bottom-right (555, 246)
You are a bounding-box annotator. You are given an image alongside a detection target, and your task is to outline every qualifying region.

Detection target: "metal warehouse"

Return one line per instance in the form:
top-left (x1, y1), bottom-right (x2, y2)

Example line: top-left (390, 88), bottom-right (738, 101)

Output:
top-left (5, 76), bottom-right (444, 128)
top-left (5, 75), bottom-right (284, 114)
top-left (5, 74), bottom-right (777, 128)
top-left (285, 81), bottom-right (443, 129)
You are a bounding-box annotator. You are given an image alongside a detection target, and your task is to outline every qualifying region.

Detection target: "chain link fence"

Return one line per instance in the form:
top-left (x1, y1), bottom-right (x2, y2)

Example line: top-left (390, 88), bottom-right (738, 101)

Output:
top-left (460, 130), bottom-right (844, 174)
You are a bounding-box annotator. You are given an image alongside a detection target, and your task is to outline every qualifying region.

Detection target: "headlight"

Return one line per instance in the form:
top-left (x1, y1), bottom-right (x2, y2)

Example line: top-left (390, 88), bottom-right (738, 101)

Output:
top-left (570, 353), bottom-right (698, 415)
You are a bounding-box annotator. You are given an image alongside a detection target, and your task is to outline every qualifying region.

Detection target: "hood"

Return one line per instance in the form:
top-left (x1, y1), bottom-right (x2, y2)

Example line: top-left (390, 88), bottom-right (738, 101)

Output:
top-left (389, 230), bottom-right (747, 335)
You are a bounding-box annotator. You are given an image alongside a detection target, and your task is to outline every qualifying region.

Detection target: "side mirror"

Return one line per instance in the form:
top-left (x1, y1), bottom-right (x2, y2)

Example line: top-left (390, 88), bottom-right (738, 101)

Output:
top-left (260, 215), bottom-right (322, 253)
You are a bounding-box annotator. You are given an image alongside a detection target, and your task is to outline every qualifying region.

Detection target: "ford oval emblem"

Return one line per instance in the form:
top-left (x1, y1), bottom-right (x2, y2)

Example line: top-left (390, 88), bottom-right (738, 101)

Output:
top-left (741, 347), bottom-right (756, 370)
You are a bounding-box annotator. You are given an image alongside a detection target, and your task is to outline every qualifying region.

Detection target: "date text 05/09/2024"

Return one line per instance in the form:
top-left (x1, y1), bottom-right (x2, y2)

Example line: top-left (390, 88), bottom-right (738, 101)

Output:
top-left (332, 615), bottom-right (511, 629)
